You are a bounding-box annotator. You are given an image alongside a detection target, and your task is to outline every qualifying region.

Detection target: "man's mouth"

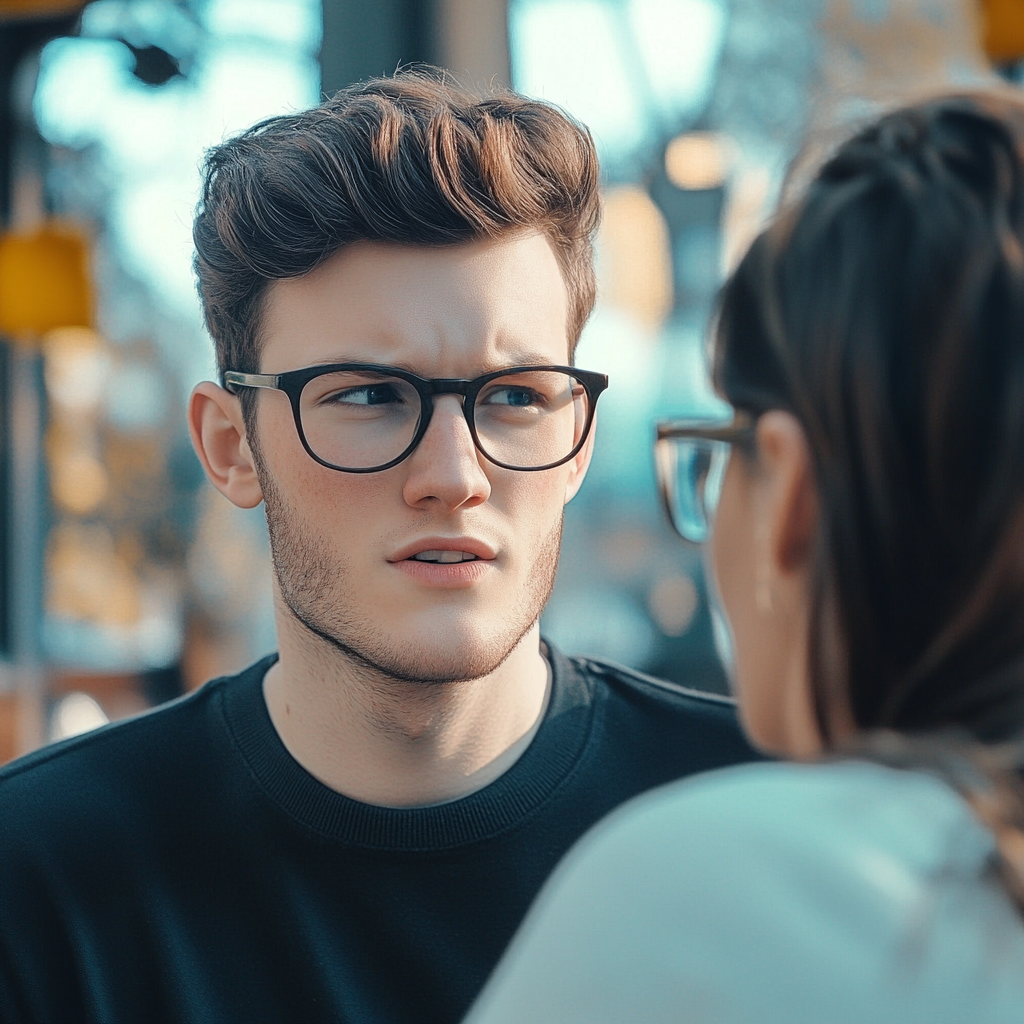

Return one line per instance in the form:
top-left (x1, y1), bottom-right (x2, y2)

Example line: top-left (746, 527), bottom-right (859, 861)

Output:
top-left (408, 550), bottom-right (480, 563)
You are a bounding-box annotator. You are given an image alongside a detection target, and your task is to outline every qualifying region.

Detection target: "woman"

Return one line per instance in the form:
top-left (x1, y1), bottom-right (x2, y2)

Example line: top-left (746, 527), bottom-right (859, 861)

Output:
top-left (466, 92), bottom-right (1024, 1023)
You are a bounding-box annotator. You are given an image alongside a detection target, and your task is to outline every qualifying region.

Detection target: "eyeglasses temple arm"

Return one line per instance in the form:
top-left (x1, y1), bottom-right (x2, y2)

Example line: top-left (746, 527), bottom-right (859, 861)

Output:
top-left (223, 371), bottom-right (281, 394)
top-left (655, 410), bottom-right (756, 444)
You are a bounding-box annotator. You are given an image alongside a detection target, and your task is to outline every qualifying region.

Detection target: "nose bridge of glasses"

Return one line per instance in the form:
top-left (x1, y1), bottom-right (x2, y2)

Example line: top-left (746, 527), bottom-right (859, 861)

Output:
top-left (419, 389), bottom-right (478, 452)
top-left (420, 381), bottom-right (475, 439)
top-left (423, 378), bottom-right (473, 401)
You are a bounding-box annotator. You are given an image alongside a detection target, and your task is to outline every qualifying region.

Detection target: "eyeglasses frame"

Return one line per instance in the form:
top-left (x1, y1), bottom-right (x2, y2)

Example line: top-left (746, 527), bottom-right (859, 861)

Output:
top-left (224, 362), bottom-right (610, 473)
top-left (654, 410), bottom-right (757, 541)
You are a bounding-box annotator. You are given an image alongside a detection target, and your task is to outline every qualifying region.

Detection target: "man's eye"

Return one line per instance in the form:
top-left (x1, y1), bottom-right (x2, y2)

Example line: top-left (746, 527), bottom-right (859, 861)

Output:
top-left (482, 387), bottom-right (542, 408)
top-left (331, 384), bottom-right (402, 405)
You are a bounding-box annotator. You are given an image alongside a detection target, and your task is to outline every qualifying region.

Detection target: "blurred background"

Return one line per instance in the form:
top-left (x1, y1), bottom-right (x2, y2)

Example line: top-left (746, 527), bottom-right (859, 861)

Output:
top-left (0, 0), bottom-right (1020, 761)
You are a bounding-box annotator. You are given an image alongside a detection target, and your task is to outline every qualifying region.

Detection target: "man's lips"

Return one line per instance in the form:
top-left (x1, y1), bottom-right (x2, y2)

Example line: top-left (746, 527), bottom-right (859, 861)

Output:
top-left (388, 538), bottom-right (497, 563)
top-left (388, 538), bottom-right (498, 587)
top-left (408, 549), bottom-right (479, 563)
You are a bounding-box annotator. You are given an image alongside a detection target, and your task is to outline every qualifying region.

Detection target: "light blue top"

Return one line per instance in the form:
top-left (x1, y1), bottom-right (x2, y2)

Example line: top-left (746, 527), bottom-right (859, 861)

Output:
top-left (466, 760), bottom-right (1024, 1024)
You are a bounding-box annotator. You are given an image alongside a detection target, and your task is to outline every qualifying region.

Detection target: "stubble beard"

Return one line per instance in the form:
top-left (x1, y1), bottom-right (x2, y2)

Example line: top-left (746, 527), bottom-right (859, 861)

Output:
top-left (254, 451), bottom-right (562, 686)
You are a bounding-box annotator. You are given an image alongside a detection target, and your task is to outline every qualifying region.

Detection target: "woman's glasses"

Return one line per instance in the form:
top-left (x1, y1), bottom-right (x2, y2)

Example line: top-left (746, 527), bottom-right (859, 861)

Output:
top-left (225, 363), bottom-right (609, 473)
top-left (654, 411), bottom-right (756, 543)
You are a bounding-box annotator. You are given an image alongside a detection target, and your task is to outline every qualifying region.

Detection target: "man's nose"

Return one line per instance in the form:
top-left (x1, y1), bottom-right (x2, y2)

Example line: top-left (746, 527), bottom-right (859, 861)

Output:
top-left (401, 395), bottom-right (491, 511)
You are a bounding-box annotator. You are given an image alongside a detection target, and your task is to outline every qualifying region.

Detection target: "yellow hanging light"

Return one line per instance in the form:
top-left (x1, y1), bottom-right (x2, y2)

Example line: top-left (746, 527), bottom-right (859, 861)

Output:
top-left (0, 224), bottom-right (93, 341)
top-left (980, 0), bottom-right (1024, 64)
top-left (0, 1), bottom-right (87, 21)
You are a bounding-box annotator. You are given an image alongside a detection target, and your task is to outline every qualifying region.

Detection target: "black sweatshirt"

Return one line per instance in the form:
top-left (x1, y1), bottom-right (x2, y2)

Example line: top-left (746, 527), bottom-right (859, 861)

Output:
top-left (0, 643), bottom-right (758, 1024)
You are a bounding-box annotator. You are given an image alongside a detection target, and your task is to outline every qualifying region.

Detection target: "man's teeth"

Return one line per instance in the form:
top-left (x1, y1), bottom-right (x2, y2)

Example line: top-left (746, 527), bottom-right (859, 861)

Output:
top-left (411, 550), bottom-right (479, 563)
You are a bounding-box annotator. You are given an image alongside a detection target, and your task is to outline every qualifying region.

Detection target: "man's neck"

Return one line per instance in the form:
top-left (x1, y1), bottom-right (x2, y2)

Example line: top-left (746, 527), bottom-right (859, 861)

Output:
top-left (262, 620), bottom-right (551, 808)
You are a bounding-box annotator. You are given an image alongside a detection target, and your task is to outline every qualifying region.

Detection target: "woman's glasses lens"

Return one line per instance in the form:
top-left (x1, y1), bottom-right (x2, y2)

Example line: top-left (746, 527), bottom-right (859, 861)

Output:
top-left (298, 369), bottom-right (590, 471)
top-left (657, 437), bottom-right (730, 543)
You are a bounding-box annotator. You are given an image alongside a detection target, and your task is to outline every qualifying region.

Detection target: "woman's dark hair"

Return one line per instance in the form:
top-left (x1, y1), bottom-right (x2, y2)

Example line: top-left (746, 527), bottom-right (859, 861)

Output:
top-left (193, 68), bottom-right (599, 396)
top-left (714, 90), bottom-right (1024, 906)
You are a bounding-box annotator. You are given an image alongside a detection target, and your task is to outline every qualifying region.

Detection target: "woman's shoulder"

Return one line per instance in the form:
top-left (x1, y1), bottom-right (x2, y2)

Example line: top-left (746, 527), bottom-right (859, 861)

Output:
top-left (614, 755), bottom-right (970, 820)
top-left (554, 760), bottom-right (999, 934)
top-left (572, 759), bottom-right (1015, 949)
top-left (591, 758), bottom-right (989, 870)
top-left (468, 759), bottom-right (1024, 1024)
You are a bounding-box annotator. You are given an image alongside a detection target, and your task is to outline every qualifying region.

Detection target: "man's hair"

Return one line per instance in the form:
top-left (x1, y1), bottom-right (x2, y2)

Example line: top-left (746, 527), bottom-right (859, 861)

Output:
top-left (193, 69), bottom-right (600, 388)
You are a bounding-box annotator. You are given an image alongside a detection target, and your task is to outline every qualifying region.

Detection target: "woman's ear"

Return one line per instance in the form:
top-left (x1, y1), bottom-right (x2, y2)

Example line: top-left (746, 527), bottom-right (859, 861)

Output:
top-left (755, 410), bottom-right (818, 576)
top-left (188, 382), bottom-right (264, 509)
top-left (564, 408), bottom-right (597, 505)
top-left (750, 410), bottom-right (824, 758)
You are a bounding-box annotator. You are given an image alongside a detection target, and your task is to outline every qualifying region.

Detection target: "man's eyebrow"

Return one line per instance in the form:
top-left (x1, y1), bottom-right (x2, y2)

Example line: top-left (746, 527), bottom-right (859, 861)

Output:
top-left (304, 357), bottom-right (424, 374)
top-left (304, 353), bottom-right (569, 375)
top-left (495, 351), bottom-right (568, 368)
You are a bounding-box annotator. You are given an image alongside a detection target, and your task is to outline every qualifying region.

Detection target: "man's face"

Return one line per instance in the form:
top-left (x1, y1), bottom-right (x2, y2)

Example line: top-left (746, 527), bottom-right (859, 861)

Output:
top-left (251, 232), bottom-right (592, 683)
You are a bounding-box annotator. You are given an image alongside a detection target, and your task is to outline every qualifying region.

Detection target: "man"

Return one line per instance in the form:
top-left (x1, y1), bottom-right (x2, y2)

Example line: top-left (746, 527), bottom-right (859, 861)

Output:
top-left (0, 72), bottom-right (757, 1023)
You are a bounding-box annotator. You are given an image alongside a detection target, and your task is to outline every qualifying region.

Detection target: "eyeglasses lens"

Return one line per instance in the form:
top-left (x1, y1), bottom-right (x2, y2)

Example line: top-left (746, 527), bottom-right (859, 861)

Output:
top-left (473, 370), bottom-right (588, 469)
top-left (299, 371), bottom-right (422, 470)
top-left (298, 369), bottom-right (589, 471)
top-left (660, 438), bottom-right (730, 543)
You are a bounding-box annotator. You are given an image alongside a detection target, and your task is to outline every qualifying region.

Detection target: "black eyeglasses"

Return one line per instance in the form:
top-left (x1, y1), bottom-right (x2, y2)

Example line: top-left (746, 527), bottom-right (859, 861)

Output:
top-left (225, 363), bottom-right (609, 473)
top-left (654, 411), bottom-right (756, 543)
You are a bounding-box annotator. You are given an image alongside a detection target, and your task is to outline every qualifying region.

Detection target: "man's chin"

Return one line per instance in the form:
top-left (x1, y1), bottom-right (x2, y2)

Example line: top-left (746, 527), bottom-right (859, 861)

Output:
top-left (292, 604), bottom-right (534, 685)
top-left (360, 624), bottom-right (534, 684)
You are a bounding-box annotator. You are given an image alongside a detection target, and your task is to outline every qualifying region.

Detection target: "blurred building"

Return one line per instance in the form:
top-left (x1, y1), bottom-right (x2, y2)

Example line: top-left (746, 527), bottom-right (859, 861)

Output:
top-left (0, 0), bottom-right (320, 759)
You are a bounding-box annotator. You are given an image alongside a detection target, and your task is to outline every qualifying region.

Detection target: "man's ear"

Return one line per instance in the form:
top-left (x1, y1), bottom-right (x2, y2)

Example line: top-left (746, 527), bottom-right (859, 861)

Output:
top-left (188, 381), bottom-right (264, 509)
top-left (755, 410), bottom-right (818, 577)
top-left (564, 408), bottom-right (597, 505)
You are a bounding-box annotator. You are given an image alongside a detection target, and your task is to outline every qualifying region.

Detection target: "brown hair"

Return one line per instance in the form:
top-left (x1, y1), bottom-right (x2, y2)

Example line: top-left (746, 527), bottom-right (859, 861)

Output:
top-left (714, 91), bottom-right (1024, 908)
top-left (193, 69), bottom-right (600, 395)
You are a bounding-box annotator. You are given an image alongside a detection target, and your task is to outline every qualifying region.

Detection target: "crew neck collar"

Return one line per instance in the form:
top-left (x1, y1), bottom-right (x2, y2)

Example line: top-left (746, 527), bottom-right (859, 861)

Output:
top-left (219, 642), bottom-right (597, 851)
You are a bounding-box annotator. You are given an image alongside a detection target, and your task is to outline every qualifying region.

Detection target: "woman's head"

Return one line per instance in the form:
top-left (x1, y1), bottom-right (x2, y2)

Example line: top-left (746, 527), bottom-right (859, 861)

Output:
top-left (712, 91), bottom-right (1024, 756)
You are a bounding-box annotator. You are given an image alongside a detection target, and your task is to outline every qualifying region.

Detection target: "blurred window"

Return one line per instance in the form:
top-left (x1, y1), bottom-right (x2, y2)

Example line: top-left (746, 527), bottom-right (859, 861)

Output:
top-left (28, 0), bottom-right (319, 697)
top-left (510, 0), bottom-right (731, 690)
